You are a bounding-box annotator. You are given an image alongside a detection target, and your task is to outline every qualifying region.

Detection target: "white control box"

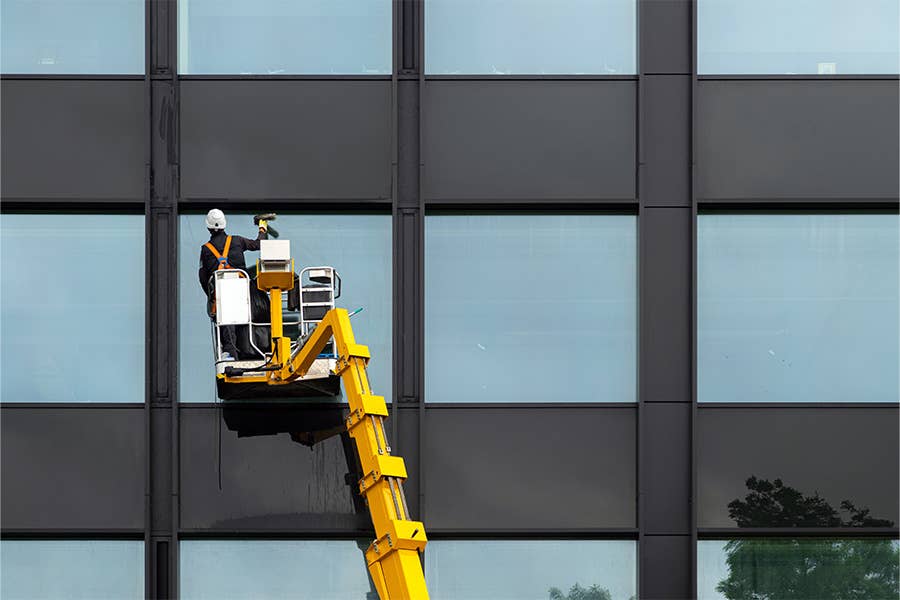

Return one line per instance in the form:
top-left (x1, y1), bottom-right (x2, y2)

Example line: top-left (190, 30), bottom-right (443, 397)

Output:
top-left (260, 240), bottom-right (291, 262)
top-left (215, 272), bottom-right (251, 325)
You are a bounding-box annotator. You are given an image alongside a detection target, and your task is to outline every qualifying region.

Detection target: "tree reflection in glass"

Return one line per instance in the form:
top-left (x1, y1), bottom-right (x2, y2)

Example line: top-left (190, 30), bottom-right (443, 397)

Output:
top-left (704, 476), bottom-right (899, 600)
top-left (549, 583), bottom-right (636, 600)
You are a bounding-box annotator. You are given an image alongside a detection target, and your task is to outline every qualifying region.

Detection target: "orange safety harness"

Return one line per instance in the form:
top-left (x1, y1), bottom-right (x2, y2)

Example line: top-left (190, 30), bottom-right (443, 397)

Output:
top-left (204, 236), bottom-right (234, 317)
top-left (204, 235), bottom-right (233, 270)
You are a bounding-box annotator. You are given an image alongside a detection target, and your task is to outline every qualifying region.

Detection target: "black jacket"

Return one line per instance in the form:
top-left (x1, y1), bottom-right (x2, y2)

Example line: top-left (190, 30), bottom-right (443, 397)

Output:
top-left (198, 229), bottom-right (268, 295)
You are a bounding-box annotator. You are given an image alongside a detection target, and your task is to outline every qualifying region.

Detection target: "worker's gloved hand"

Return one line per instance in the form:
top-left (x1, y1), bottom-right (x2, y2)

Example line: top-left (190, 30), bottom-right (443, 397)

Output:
top-left (253, 213), bottom-right (279, 238)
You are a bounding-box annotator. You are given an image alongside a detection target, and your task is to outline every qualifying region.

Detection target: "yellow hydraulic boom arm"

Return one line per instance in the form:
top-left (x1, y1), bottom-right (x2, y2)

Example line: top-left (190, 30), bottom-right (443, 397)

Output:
top-left (224, 290), bottom-right (429, 598)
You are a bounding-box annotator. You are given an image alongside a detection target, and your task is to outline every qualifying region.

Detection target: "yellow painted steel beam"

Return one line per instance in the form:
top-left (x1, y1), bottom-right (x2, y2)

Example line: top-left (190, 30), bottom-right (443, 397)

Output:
top-left (275, 308), bottom-right (430, 599)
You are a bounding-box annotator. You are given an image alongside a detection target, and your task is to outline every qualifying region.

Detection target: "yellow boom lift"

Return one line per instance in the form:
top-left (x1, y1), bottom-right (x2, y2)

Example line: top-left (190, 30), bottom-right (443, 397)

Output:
top-left (207, 238), bottom-right (428, 600)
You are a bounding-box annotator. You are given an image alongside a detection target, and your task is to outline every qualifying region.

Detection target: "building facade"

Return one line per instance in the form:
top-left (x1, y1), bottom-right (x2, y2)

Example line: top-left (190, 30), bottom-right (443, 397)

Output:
top-left (1, 1), bottom-right (898, 598)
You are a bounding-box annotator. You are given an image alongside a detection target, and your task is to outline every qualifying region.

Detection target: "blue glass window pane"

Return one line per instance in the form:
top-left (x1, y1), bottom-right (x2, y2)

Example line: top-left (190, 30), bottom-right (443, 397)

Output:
top-left (426, 0), bottom-right (636, 74)
top-left (1, 0), bottom-right (144, 74)
top-left (179, 213), bottom-right (392, 402)
top-left (698, 0), bottom-right (900, 74)
top-left (180, 540), bottom-right (372, 599)
top-left (0, 540), bottom-right (144, 599)
top-left (698, 539), bottom-right (900, 600)
top-left (425, 214), bottom-right (636, 403)
top-left (178, 0), bottom-right (391, 74)
top-left (0, 214), bottom-right (145, 403)
top-left (427, 540), bottom-right (637, 600)
top-left (698, 213), bottom-right (899, 403)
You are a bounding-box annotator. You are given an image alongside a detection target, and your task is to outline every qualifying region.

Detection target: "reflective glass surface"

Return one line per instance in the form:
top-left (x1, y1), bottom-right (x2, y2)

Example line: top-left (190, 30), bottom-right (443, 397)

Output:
top-left (427, 540), bottom-right (637, 600)
top-left (698, 0), bottom-right (900, 74)
top-left (178, 0), bottom-right (391, 74)
top-left (698, 213), bottom-right (899, 403)
top-left (180, 540), bottom-right (372, 599)
top-left (698, 539), bottom-right (900, 600)
top-left (1, 0), bottom-right (144, 74)
top-left (179, 213), bottom-right (391, 402)
top-left (0, 540), bottom-right (144, 599)
top-left (425, 214), bottom-right (636, 403)
top-left (426, 0), bottom-right (636, 74)
top-left (0, 214), bottom-right (145, 403)
top-left (697, 408), bottom-right (899, 528)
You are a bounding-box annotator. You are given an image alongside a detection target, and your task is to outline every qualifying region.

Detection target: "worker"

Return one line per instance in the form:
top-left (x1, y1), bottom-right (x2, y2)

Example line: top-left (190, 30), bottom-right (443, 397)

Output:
top-left (199, 208), bottom-right (269, 359)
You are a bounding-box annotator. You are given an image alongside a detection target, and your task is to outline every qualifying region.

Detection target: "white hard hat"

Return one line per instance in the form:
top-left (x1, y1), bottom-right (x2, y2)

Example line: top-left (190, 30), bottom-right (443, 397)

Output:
top-left (205, 209), bottom-right (226, 230)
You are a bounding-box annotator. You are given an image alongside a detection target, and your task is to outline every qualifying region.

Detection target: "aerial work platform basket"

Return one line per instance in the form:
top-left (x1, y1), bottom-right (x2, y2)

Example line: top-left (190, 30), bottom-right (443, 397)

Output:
top-left (208, 246), bottom-right (344, 400)
top-left (205, 237), bottom-right (429, 599)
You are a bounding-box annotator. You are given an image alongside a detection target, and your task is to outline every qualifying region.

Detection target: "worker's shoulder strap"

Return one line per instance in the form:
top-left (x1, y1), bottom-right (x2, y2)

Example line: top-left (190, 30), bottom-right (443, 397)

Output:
top-left (204, 235), bottom-right (233, 269)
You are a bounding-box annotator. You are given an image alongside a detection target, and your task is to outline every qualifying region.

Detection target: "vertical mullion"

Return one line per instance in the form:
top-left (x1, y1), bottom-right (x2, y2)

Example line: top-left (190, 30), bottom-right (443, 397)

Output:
top-left (147, 0), bottom-right (179, 597)
top-left (143, 0), bottom-right (155, 596)
top-left (416, 0), bottom-right (427, 526)
top-left (638, 0), bottom-right (695, 598)
top-left (690, 0), bottom-right (699, 597)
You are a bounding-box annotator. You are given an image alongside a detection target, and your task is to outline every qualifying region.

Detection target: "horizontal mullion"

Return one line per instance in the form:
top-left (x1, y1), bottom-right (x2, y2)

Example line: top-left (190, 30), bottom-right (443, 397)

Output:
top-left (178, 74), bottom-right (391, 81)
top-left (698, 527), bottom-right (900, 538)
top-left (178, 529), bottom-right (374, 539)
top-left (425, 74), bottom-right (638, 81)
top-left (698, 74), bottom-right (900, 81)
top-left (0, 529), bottom-right (145, 539)
top-left (0, 74), bottom-right (144, 81)
top-left (425, 528), bottom-right (639, 539)
top-left (0, 403), bottom-right (146, 409)
top-left (177, 199), bottom-right (392, 210)
top-left (178, 402), bottom-right (355, 409)
top-left (698, 402), bottom-right (899, 409)
top-left (0, 199), bottom-right (146, 210)
top-left (423, 402), bottom-right (637, 409)
top-left (424, 199), bottom-right (638, 210)
top-left (698, 198), bottom-right (899, 209)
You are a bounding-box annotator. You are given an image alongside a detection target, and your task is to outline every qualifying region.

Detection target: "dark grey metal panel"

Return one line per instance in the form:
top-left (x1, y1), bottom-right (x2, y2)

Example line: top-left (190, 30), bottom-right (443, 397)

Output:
top-left (640, 76), bottom-right (691, 207)
top-left (179, 405), bottom-right (390, 531)
top-left (395, 406), bottom-right (421, 520)
top-left (180, 81), bottom-right (391, 200)
top-left (639, 535), bottom-right (692, 599)
top-left (0, 81), bottom-right (145, 200)
top-left (149, 207), bottom-right (175, 401)
top-left (697, 81), bottom-right (900, 200)
top-left (697, 407), bottom-right (900, 528)
top-left (151, 406), bottom-right (173, 534)
top-left (423, 81), bottom-right (636, 201)
top-left (422, 407), bottom-right (636, 530)
top-left (640, 208), bottom-right (691, 403)
top-left (395, 208), bottom-right (420, 401)
top-left (639, 0), bottom-right (691, 74)
top-left (1, 407), bottom-right (145, 530)
top-left (397, 80), bottom-right (420, 209)
top-left (642, 403), bottom-right (691, 534)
